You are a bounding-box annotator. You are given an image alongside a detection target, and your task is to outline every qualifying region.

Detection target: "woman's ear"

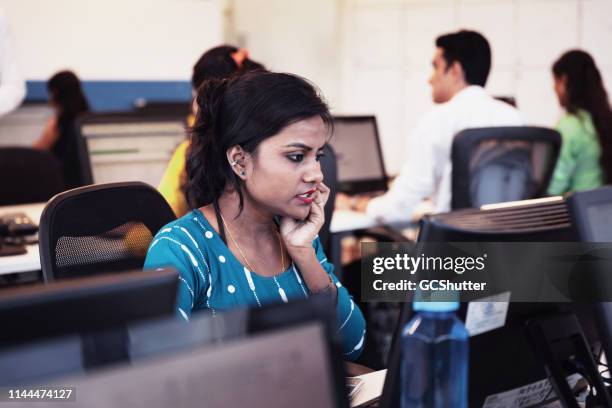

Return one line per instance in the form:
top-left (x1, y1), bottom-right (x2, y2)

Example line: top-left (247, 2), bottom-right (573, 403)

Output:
top-left (226, 145), bottom-right (248, 179)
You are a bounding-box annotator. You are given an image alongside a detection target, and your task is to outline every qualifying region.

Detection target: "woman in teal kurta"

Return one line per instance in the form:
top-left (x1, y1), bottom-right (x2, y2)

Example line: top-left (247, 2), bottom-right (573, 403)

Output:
top-left (144, 71), bottom-right (365, 360)
top-left (548, 50), bottom-right (612, 195)
top-left (144, 210), bottom-right (365, 359)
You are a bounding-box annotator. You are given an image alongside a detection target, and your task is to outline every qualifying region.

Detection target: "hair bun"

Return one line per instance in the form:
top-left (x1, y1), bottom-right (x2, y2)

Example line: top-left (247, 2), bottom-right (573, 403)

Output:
top-left (195, 78), bottom-right (230, 133)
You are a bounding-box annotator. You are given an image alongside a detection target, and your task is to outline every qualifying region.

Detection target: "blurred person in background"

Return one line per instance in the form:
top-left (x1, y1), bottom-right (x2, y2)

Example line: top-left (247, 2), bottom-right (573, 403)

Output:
top-left (33, 70), bottom-right (89, 188)
top-left (0, 10), bottom-right (25, 116)
top-left (339, 30), bottom-right (524, 222)
top-left (157, 45), bottom-right (264, 217)
top-left (547, 50), bottom-right (612, 195)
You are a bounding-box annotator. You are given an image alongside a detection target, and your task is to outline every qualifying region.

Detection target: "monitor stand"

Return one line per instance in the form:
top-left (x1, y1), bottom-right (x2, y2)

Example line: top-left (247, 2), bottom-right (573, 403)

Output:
top-left (527, 313), bottom-right (612, 408)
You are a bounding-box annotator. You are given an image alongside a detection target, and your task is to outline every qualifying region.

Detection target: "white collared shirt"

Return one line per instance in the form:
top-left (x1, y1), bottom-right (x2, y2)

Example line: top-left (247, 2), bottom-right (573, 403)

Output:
top-left (0, 10), bottom-right (25, 116)
top-left (367, 85), bottom-right (524, 222)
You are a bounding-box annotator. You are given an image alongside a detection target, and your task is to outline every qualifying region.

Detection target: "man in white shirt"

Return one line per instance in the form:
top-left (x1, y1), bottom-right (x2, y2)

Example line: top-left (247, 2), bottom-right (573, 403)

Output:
top-left (351, 30), bottom-right (523, 223)
top-left (0, 10), bottom-right (25, 116)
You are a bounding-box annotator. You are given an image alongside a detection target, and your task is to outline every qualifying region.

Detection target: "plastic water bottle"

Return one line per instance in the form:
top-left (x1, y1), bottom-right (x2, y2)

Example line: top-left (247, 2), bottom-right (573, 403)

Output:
top-left (400, 301), bottom-right (469, 408)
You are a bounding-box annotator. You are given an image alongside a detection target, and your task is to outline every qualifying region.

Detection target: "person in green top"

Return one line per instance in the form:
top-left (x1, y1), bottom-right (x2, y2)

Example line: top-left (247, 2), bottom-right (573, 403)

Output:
top-left (548, 50), bottom-right (612, 195)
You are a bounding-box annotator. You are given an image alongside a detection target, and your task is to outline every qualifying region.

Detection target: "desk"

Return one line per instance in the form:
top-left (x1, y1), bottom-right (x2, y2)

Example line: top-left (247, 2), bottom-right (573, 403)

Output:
top-left (1, 206), bottom-right (374, 277)
top-left (0, 205), bottom-right (420, 277)
top-left (0, 202), bottom-right (45, 276)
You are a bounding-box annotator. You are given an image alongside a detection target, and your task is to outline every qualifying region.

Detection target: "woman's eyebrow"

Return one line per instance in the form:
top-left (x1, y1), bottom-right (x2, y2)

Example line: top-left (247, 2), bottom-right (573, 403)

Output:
top-left (283, 143), bottom-right (327, 151)
top-left (283, 143), bottom-right (313, 151)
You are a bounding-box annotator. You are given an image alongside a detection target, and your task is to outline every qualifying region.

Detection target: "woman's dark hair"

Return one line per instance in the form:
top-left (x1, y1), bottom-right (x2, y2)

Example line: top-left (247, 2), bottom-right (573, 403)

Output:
top-left (186, 71), bottom-right (332, 210)
top-left (47, 70), bottom-right (89, 124)
top-left (436, 30), bottom-right (491, 87)
top-left (191, 45), bottom-right (265, 90)
top-left (553, 50), bottom-right (612, 183)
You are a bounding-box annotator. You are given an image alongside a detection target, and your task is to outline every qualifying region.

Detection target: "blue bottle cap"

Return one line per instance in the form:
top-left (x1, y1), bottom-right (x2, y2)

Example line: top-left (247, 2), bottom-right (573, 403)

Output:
top-left (413, 301), bottom-right (459, 312)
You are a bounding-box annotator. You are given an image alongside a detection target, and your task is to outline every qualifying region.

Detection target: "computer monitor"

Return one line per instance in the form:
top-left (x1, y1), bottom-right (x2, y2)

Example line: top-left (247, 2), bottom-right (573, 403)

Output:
top-left (381, 299), bottom-right (600, 407)
top-left (381, 200), bottom-right (605, 407)
top-left (567, 185), bottom-right (612, 242)
top-left (125, 294), bottom-right (341, 362)
top-left (417, 198), bottom-right (574, 242)
top-left (41, 322), bottom-right (344, 408)
top-left (0, 268), bottom-right (178, 347)
top-left (76, 113), bottom-right (187, 187)
top-left (329, 115), bottom-right (388, 194)
top-left (0, 295), bottom-right (349, 407)
top-left (567, 186), bottom-right (612, 393)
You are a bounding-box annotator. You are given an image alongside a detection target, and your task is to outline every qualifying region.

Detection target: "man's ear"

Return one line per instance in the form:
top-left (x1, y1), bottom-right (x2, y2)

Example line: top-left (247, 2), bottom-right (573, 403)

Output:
top-left (226, 145), bottom-right (248, 179)
top-left (450, 60), bottom-right (466, 83)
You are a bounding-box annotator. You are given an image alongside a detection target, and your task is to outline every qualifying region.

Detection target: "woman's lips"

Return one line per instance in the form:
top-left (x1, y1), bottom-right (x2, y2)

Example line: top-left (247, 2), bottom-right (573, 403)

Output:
top-left (296, 188), bottom-right (316, 204)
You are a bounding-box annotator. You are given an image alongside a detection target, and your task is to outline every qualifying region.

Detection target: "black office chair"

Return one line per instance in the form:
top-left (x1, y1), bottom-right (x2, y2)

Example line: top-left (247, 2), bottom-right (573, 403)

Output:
top-left (39, 182), bottom-right (176, 282)
top-left (319, 144), bottom-right (337, 252)
top-left (61, 120), bottom-right (94, 187)
top-left (451, 127), bottom-right (561, 210)
top-left (0, 147), bottom-right (66, 206)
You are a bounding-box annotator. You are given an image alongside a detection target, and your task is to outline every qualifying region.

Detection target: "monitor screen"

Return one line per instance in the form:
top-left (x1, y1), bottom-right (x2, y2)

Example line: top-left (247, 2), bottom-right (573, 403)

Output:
top-left (39, 323), bottom-right (339, 408)
top-left (329, 116), bottom-right (387, 193)
top-left (80, 117), bottom-right (186, 187)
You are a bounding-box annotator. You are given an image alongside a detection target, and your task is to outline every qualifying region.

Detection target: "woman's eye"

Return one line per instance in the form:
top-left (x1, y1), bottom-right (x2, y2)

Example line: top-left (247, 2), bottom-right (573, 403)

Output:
top-left (288, 153), bottom-right (304, 162)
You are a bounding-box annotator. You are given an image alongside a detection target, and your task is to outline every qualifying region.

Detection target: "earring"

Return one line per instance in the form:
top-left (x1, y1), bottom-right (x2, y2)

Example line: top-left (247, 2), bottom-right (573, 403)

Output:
top-left (230, 160), bottom-right (238, 166)
top-left (241, 171), bottom-right (245, 176)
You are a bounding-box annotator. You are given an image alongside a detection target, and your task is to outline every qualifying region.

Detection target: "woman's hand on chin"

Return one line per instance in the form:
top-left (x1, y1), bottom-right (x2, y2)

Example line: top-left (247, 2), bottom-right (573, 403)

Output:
top-left (280, 182), bottom-right (330, 253)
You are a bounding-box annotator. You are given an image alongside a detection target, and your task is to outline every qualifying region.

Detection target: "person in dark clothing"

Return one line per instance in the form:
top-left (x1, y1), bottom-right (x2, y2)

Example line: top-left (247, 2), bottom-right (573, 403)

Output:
top-left (33, 70), bottom-right (89, 189)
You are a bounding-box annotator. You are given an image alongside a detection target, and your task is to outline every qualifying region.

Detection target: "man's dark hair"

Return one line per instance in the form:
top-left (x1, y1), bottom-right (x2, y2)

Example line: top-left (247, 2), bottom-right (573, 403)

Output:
top-left (435, 30), bottom-right (491, 87)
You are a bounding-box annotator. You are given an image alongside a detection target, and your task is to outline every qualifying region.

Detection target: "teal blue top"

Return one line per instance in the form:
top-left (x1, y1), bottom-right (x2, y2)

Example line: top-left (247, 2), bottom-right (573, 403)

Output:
top-left (144, 209), bottom-right (366, 360)
top-left (548, 110), bottom-right (603, 195)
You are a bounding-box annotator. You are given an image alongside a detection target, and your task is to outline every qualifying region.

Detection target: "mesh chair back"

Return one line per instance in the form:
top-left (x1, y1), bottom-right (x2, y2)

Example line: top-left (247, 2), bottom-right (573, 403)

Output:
top-left (319, 144), bottom-right (338, 251)
top-left (0, 147), bottom-right (65, 205)
top-left (39, 182), bottom-right (176, 282)
top-left (451, 127), bottom-right (561, 210)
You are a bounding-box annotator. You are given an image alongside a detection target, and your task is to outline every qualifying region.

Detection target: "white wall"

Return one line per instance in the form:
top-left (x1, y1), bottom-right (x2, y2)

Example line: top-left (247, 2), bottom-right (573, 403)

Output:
top-left (3, 0), bottom-right (611, 175)
top-left (0, 0), bottom-right (224, 80)
top-left (227, 0), bottom-right (343, 109)
top-left (340, 0), bottom-right (612, 174)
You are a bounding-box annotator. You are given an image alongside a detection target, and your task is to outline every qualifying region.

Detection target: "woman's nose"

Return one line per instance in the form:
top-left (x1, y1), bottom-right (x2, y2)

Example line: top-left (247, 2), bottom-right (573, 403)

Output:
top-left (304, 164), bottom-right (324, 184)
